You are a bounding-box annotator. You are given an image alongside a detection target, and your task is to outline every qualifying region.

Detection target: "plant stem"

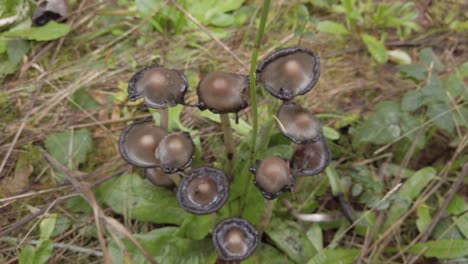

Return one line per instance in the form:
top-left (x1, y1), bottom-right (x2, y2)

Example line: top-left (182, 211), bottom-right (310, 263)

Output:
top-left (159, 108), bottom-right (168, 130)
top-left (257, 199), bottom-right (274, 237)
top-left (220, 113), bottom-right (234, 182)
top-left (249, 0), bottom-right (270, 164)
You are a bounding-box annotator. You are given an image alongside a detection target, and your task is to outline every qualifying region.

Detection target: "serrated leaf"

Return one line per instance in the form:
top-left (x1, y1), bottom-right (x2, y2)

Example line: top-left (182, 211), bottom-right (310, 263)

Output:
top-left (361, 34), bottom-right (388, 64)
top-left (317, 21), bottom-right (349, 35)
top-left (419, 47), bottom-right (444, 72)
top-left (408, 240), bottom-right (468, 259)
top-left (307, 248), bottom-right (359, 264)
top-left (402, 90), bottom-right (424, 112)
top-left (266, 218), bottom-right (317, 262)
top-left (427, 102), bottom-right (454, 133)
top-left (399, 64), bottom-right (427, 81)
top-left (100, 173), bottom-right (189, 225)
top-left (3, 21), bottom-right (70, 41)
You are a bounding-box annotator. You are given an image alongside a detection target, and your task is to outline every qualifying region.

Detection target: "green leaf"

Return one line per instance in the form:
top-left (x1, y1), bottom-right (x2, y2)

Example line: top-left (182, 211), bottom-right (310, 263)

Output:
top-left (401, 90), bottom-right (424, 112)
top-left (199, 110), bottom-right (251, 136)
top-left (243, 243), bottom-right (289, 264)
top-left (361, 34), bottom-right (388, 64)
top-left (108, 227), bottom-right (215, 264)
top-left (3, 21), bottom-right (71, 41)
top-left (135, 0), bottom-right (162, 17)
top-left (33, 240), bottom-right (54, 264)
top-left (209, 13), bottom-right (235, 27)
top-left (307, 224), bottom-right (323, 251)
top-left (100, 173), bottom-right (189, 225)
top-left (19, 245), bottom-right (35, 264)
top-left (427, 102), bottom-right (454, 133)
top-left (307, 248), bottom-right (360, 264)
top-left (458, 61), bottom-right (468, 78)
top-left (316, 21), bottom-right (349, 35)
top-left (71, 88), bottom-right (100, 110)
top-left (39, 215), bottom-right (57, 240)
top-left (266, 218), bottom-right (317, 263)
top-left (419, 47), bottom-right (444, 72)
top-left (447, 195), bottom-right (468, 239)
top-left (45, 129), bottom-right (93, 175)
top-left (416, 204), bottom-right (431, 233)
top-left (444, 74), bottom-right (466, 98)
top-left (6, 39), bottom-right (29, 65)
top-left (408, 240), bottom-right (468, 259)
top-left (258, 144), bottom-right (293, 160)
top-left (176, 214), bottom-right (213, 240)
top-left (323, 126), bottom-right (340, 140)
top-left (398, 64), bottom-right (427, 81)
top-left (384, 167), bottom-right (436, 228)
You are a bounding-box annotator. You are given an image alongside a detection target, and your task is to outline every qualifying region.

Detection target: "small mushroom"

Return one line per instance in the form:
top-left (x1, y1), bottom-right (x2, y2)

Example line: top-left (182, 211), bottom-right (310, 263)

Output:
top-left (276, 101), bottom-right (323, 144)
top-left (256, 47), bottom-right (320, 100)
top-left (154, 132), bottom-right (195, 173)
top-left (32, 0), bottom-right (68, 26)
top-left (119, 119), bottom-right (168, 168)
top-left (250, 156), bottom-right (293, 200)
top-left (213, 218), bottom-right (258, 261)
top-left (291, 137), bottom-right (331, 176)
top-left (176, 167), bottom-right (229, 214)
top-left (197, 71), bottom-right (249, 114)
top-left (145, 167), bottom-right (175, 188)
top-left (128, 64), bottom-right (188, 109)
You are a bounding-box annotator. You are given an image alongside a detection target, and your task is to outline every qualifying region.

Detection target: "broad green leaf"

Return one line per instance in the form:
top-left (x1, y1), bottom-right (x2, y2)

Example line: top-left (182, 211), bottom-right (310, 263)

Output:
top-left (176, 214), bottom-right (214, 240)
top-left (39, 215), bottom-right (57, 240)
top-left (323, 126), bottom-right (340, 140)
top-left (135, 0), bottom-right (161, 17)
top-left (361, 34), bottom-right (388, 64)
top-left (258, 144), bottom-right (293, 160)
top-left (71, 88), bottom-right (100, 110)
top-left (307, 224), bottom-right (323, 251)
top-left (408, 240), bottom-right (468, 259)
top-left (100, 173), bottom-right (189, 225)
top-left (199, 110), bottom-right (251, 136)
top-left (108, 227), bottom-right (215, 264)
top-left (401, 90), bottom-right (423, 112)
top-left (419, 48), bottom-right (444, 72)
top-left (3, 21), bottom-right (71, 41)
top-left (416, 205), bottom-right (431, 233)
top-left (6, 39), bottom-right (29, 65)
top-left (447, 195), bottom-right (468, 239)
top-left (384, 167), bottom-right (436, 228)
top-left (398, 64), bottom-right (427, 81)
top-left (19, 245), bottom-right (35, 264)
top-left (326, 165), bottom-right (344, 195)
top-left (266, 218), bottom-right (317, 263)
top-left (243, 243), bottom-right (289, 264)
top-left (45, 129), bottom-right (93, 173)
top-left (241, 185), bottom-right (265, 226)
top-left (427, 102), bottom-right (454, 133)
top-left (209, 13), bottom-right (235, 27)
top-left (316, 21), bottom-right (349, 35)
top-left (33, 240), bottom-right (54, 264)
top-left (458, 61), bottom-right (468, 78)
top-left (307, 248), bottom-right (359, 264)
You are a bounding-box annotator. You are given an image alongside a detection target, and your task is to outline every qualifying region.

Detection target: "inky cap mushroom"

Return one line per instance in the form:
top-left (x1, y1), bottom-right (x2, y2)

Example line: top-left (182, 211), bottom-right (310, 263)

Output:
top-left (176, 167), bottom-right (229, 214)
top-left (128, 64), bottom-right (188, 109)
top-left (256, 47), bottom-right (320, 100)
top-left (154, 132), bottom-right (195, 173)
top-left (291, 137), bottom-right (331, 176)
top-left (33, 0), bottom-right (68, 26)
top-left (213, 218), bottom-right (258, 261)
top-left (145, 167), bottom-right (175, 188)
top-left (119, 120), bottom-right (168, 168)
top-left (250, 156), bottom-right (293, 200)
top-left (197, 71), bottom-right (249, 113)
top-left (276, 101), bottom-right (323, 144)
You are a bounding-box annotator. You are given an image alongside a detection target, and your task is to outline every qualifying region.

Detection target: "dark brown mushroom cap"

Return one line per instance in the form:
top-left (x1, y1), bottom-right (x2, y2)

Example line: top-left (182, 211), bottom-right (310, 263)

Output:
top-left (128, 64), bottom-right (188, 109)
top-left (276, 101), bottom-right (323, 144)
top-left (250, 156), bottom-right (293, 200)
top-left (145, 167), bottom-right (175, 188)
top-left (119, 120), bottom-right (168, 168)
top-left (291, 137), bottom-right (331, 177)
top-left (176, 167), bottom-right (229, 214)
top-left (256, 47), bottom-right (320, 100)
top-left (213, 218), bottom-right (258, 261)
top-left (197, 71), bottom-right (248, 113)
top-left (154, 132), bottom-right (195, 173)
top-left (33, 0), bottom-right (68, 26)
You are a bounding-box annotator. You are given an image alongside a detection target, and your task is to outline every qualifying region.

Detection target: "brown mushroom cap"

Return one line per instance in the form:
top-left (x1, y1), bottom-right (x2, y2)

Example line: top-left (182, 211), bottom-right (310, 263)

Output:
top-left (154, 132), bottom-right (195, 173)
top-left (256, 47), bottom-right (320, 100)
top-left (119, 120), bottom-right (168, 168)
top-left (276, 101), bottom-right (323, 144)
top-left (128, 64), bottom-right (188, 109)
top-left (197, 71), bottom-right (248, 113)
top-left (251, 156), bottom-right (293, 200)
top-left (213, 218), bottom-right (258, 261)
top-left (176, 167), bottom-right (229, 215)
top-left (291, 137), bottom-right (331, 176)
top-left (145, 167), bottom-right (175, 188)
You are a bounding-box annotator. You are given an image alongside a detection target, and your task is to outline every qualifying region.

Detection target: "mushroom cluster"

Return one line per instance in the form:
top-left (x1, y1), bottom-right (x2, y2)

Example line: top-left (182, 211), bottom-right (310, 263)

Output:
top-left (118, 46), bottom-right (328, 261)
top-left (251, 47), bottom-right (331, 200)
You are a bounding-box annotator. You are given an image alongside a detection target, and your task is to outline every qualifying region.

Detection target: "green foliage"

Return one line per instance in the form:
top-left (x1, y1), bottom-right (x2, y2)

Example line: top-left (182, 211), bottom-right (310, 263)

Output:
top-left (243, 243), bottom-right (288, 264)
top-left (316, 21), bottom-right (349, 35)
top-left (100, 173), bottom-right (190, 225)
top-left (407, 240), bottom-right (468, 259)
top-left (19, 215), bottom-right (56, 264)
top-left (307, 248), bottom-right (359, 264)
top-left (447, 195), bottom-right (468, 239)
top-left (3, 21), bottom-right (71, 41)
top-left (345, 166), bottom-right (388, 210)
top-left (360, 33), bottom-right (387, 64)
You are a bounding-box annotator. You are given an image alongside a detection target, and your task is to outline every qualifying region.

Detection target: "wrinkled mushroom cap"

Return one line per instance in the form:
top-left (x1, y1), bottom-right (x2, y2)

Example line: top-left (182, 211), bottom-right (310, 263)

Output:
top-left (251, 156), bottom-right (293, 200)
top-left (119, 120), bottom-right (168, 168)
top-left (256, 47), bottom-right (320, 100)
top-left (276, 101), bottom-right (323, 144)
top-left (145, 167), bottom-right (175, 188)
top-left (197, 71), bottom-right (248, 113)
top-left (176, 167), bottom-right (229, 214)
top-left (33, 0), bottom-right (68, 26)
top-left (291, 137), bottom-right (331, 177)
top-left (154, 132), bottom-right (195, 173)
top-left (128, 64), bottom-right (188, 109)
top-left (213, 218), bottom-right (258, 261)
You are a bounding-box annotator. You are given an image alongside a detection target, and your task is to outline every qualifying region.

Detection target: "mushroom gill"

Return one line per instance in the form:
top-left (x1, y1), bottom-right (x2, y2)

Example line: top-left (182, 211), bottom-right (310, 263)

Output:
top-left (291, 137), bottom-right (331, 177)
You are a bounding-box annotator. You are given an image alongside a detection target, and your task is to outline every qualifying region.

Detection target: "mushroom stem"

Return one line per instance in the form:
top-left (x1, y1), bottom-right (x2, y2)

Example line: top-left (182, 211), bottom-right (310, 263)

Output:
top-left (256, 199), bottom-right (274, 237)
top-left (220, 113), bottom-right (234, 182)
top-left (159, 108), bottom-right (169, 129)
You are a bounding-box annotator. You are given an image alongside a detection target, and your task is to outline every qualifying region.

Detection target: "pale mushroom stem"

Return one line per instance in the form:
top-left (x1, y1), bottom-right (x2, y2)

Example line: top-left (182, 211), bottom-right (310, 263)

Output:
top-left (257, 199), bottom-right (274, 237)
top-left (220, 113), bottom-right (234, 182)
top-left (158, 108), bottom-right (180, 186)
